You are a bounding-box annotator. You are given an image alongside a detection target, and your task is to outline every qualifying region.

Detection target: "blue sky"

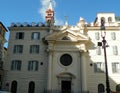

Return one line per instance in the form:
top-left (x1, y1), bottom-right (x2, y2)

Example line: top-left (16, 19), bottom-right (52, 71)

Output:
top-left (0, 0), bottom-right (120, 47)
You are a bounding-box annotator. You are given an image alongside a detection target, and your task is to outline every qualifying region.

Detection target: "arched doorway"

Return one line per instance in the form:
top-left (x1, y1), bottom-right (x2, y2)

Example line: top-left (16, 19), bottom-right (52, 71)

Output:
top-left (28, 81), bottom-right (35, 93)
top-left (116, 84), bottom-right (120, 92)
top-left (11, 80), bottom-right (17, 93)
top-left (98, 83), bottom-right (105, 93)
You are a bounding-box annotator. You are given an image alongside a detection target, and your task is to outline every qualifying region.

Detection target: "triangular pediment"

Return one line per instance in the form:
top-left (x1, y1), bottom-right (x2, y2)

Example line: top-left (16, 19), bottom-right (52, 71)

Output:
top-left (46, 30), bottom-right (89, 42)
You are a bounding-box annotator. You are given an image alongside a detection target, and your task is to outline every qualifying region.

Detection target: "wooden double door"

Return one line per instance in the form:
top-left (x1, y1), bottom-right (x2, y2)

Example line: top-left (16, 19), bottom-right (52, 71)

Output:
top-left (61, 80), bottom-right (71, 93)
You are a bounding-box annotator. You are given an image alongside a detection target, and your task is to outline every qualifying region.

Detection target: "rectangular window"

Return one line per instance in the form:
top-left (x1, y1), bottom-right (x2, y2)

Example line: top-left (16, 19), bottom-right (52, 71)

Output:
top-left (31, 32), bottom-right (40, 40)
top-left (113, 46), bottom-right (118, 55)
top-left (30, 45), bottom-right (39, 54)
top-left (96, 47), bottom-right (101, 55)
top-left (13, 45), bottom-right (23, 54)
top-left (111, 32), bottom-right (116, 40)
top-left (112, 62), bottom-right (120, 73)
top-left (16, 32), bottom-right (24, 39)
top-left (28, 61), bottom-right (39, 71)
top-left (95, 32), bottom-right (100, 40)
top-left (94, 62), bottom-right (104, 73)
top-left (11, 60), bottom-right (22, 71)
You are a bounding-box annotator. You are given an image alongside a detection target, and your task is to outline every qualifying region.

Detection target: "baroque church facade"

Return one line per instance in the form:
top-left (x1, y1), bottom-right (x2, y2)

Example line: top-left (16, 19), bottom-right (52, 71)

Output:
top-left (3, 1), bottom-right (120, 93)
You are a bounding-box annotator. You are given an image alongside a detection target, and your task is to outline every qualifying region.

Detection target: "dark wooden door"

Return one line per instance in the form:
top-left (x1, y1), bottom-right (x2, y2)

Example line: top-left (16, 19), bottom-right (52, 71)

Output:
top-left (61, 81), bottom-right (71, 93)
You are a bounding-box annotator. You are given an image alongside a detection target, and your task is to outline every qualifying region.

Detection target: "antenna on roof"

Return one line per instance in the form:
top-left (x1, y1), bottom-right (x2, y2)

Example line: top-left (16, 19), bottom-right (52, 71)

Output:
top-left (65, 16), bottom-right (69, 26)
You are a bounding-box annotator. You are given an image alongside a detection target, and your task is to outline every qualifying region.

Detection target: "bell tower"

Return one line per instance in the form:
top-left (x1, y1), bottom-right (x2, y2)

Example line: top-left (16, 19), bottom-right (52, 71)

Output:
top-left (45, 0), bottom-right (54, 26)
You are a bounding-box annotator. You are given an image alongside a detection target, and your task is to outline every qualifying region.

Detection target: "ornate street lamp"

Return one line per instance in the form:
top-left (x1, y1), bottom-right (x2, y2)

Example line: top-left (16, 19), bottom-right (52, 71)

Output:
top-left (98, 18), bottom-right (111, 93)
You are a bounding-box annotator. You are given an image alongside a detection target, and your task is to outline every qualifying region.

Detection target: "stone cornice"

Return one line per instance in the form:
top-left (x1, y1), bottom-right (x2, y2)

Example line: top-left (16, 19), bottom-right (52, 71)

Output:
top-left (87, 26), bottom-right (120, 30)
top-left (8, 26), bottom-right (50, 31)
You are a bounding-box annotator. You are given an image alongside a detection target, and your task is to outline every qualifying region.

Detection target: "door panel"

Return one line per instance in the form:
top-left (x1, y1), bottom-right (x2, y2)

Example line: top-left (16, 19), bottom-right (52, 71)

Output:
top-left (61, 81), bottom-right (71, 93)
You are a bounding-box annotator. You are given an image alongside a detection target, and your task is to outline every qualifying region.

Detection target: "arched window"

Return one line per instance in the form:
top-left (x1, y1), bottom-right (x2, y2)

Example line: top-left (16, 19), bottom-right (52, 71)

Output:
top-left (11, 80), bottom-right (17, 93)
top-left (98, 84), bottom-right (105, 93)
top-left (116, 84), bottom-right (120, 92)
top-left (28, 81), bottom-right (35, 93)
top-left (108, 17), bottom-right (112, 22)
top-left (101, 17), bottom-right (105, 22)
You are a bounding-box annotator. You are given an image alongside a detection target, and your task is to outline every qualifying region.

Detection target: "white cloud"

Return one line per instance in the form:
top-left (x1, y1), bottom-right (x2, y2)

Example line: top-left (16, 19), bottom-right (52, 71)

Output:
top-left (39, 0), bottom-right (64, 25)
top-left (55, 18), bottom-right (64, 25)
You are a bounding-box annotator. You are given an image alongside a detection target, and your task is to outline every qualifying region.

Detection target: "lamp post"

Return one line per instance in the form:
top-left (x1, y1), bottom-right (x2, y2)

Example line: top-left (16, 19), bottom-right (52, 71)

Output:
top-left (98, 18), bottom-right (111, 93)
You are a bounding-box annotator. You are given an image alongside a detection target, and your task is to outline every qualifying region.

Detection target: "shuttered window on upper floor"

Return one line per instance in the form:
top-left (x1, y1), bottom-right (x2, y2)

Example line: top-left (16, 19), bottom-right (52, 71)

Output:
top-left (95, 32), bottom-right (100, 40)
top-left (31, 32), bottom-right (40, 40)
top-left (11, 60), bottom-right (22, 71)
top-left (28, 60), bottom-right (39, 71)
top-left (111, 32), bottom-right (116, 40)
top-left (112, 62), bottom-right (120, 73)
top-left (113, 46), bottom-right (118, 55)
top-left (94, 62), bottom-right (105, 73)
top-left (96, 47), bottom-right (101, 55)
top-left (13, 45), bottom-right (23, 54)
top-left (30, 45), bottom-right (39, 54)
top-left (16, 32), bottom-right (24, 39)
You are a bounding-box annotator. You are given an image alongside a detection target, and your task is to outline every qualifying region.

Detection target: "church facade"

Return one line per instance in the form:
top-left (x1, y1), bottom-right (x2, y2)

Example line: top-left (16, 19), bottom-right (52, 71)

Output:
top-left (3, 1), bottom-right (120, 93)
